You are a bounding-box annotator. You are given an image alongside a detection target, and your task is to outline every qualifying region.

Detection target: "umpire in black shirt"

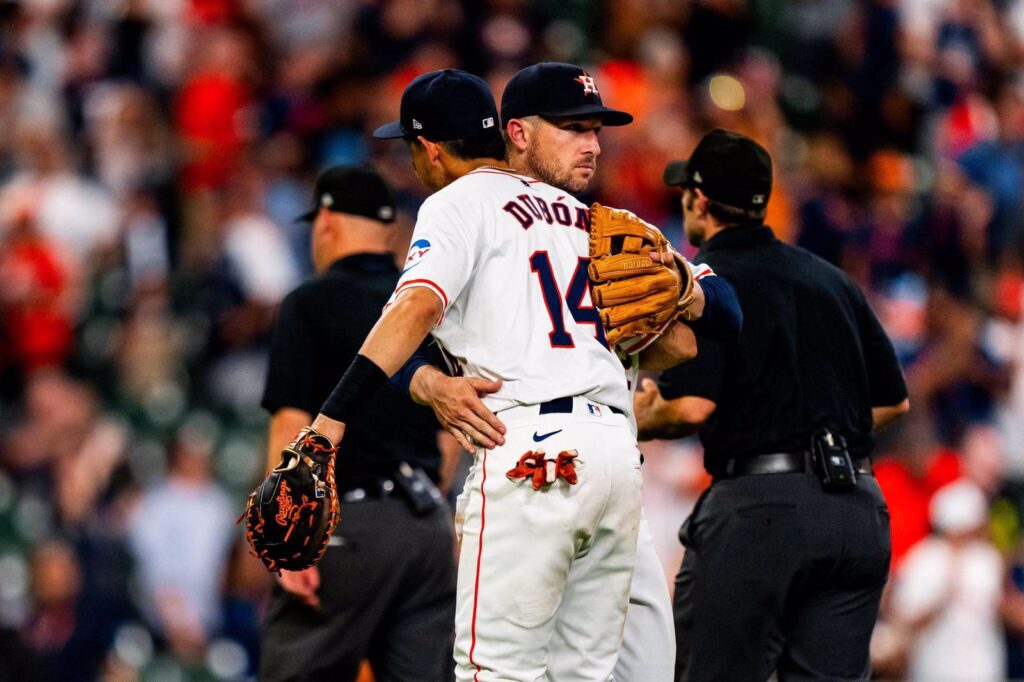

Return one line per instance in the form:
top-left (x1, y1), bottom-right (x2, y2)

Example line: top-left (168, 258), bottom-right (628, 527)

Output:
top-left (634, 129), bottom-right (910, 682)
top-left (259, 165), bottom-right (456, 681)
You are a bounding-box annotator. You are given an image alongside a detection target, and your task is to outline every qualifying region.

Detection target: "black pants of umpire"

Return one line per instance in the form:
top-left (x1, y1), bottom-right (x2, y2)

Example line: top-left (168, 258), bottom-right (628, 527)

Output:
top-left (674, 469), bottom-right (891, 682)
top-left (260, 492), bottom-right (457, 682)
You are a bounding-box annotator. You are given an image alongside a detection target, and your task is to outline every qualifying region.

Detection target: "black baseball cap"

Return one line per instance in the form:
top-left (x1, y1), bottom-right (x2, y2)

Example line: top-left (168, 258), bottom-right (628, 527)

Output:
top-left (663, 129), bottom-right (773, 211)
top-left (501, 62), bottom-right (633, 126)
top-left (373, 69), bottom-right (499, 141)
top-left (296, 165), bottom-right (396, 223)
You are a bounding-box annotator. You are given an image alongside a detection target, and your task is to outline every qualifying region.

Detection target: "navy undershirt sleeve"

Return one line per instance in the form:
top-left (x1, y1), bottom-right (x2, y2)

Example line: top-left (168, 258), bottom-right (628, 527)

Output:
top-left (688, 275), bottom-right (742, 337)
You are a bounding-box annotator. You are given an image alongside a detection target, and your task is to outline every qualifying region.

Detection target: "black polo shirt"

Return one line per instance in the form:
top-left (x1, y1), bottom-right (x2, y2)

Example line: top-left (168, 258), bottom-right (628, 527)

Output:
top-left (261, 253), bottom-right (442, 480)
top-left (658, 226), bottom-right (907, 476)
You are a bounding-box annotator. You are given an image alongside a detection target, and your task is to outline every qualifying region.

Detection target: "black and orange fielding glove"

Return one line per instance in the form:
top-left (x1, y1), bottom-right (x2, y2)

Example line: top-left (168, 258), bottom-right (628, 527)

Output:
top-left (241, 427), bottom-right (340, 573)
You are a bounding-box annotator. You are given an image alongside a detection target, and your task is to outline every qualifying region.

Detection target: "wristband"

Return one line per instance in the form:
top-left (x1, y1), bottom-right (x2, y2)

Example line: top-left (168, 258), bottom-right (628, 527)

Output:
top-left (390, 353), bottom-right (431, 396)
top-left (321, 354), bottom-right (389, 423)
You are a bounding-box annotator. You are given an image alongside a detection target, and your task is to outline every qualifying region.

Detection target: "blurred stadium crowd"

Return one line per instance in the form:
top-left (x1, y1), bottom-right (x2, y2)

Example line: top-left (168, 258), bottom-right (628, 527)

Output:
top-left (0, 0), bottom-right (1024, 680)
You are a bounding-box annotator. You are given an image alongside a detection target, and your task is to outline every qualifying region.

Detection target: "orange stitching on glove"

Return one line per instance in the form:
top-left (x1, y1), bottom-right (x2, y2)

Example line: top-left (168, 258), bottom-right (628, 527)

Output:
top-left (280, 496), bottom-right (318, 541)
top-left (274, 480), bottom-right (294, 526)
top-left (241, 426), bottom-right (341, 575)
top-left (301, 433), bottom-right (338, 455)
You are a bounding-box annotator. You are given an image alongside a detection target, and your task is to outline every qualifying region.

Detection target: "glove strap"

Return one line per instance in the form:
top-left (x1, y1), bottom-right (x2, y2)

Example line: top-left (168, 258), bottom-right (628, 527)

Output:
top-left (274, 426), bottom-right (336, 473)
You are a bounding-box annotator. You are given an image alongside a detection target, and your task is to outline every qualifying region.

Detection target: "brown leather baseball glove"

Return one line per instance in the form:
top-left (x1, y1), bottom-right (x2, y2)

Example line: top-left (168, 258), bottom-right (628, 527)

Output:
top-left (241, 427), bottom-right (340, 573)
top-left (588, 203), bottom-right (695, 351)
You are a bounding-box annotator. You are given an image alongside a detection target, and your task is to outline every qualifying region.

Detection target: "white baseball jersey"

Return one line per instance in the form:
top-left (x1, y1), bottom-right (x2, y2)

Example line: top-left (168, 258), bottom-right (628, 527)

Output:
top-left (391, 167), bottom-right (631, 414)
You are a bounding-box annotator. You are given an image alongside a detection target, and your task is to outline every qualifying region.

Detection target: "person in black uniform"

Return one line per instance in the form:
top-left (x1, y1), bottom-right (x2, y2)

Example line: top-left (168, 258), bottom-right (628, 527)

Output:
top-left (258, 165), bottom-right (456, 681)
top-left (633, 129), bottom-right (911, 682)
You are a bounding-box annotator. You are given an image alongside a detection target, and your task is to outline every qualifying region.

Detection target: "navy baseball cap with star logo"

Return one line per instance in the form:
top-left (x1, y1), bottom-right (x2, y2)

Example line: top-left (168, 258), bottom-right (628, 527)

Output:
top-left (663, 128), bottom-right (773, 211)
top-left (500, 62), bottom-right (633, 126)
top-left (373, 69), bottom-right (499, 141)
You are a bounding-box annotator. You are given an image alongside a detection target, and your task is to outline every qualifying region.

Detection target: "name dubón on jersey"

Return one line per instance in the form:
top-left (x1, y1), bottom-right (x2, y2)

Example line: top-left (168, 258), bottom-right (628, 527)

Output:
top-left (502, 194), bottom-right (590, 231)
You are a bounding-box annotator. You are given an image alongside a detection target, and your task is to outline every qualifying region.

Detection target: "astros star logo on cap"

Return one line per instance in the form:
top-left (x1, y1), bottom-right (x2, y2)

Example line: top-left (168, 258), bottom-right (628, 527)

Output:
top-left (574, 72), bottom-right (599, 95)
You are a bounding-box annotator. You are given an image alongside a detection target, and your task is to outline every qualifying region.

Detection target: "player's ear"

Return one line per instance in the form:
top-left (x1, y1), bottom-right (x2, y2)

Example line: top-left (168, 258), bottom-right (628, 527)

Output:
top-left (505, 119), bottom-right (529, 153)
top-left (417, 136), bottom-right (443, 166)
top-left (314, 207), bottom-right (335, 237)
top-left (694, 188), bottom-right (710, 216)
top-left (313, 207), bottom-right (328, 230)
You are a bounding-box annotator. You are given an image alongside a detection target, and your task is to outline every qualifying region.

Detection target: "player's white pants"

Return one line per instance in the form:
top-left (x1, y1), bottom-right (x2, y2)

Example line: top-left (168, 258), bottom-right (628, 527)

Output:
top-left (614, 510), bottom-right (675, 681)
top-left (545, 507), bottom-right (675, 682)
top-left (453, 397), bottom-right (643, 682)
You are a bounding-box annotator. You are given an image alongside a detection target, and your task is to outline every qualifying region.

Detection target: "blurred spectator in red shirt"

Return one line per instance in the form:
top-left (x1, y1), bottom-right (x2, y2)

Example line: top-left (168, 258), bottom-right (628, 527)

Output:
top-left (175, 26), bottom-right (258, 266)
top-left (875, 412), bottom-right (963, 571)
top-left (0, 203), bottom-right (74, 373)
top-left (175, 27), bottom-right (255, 193)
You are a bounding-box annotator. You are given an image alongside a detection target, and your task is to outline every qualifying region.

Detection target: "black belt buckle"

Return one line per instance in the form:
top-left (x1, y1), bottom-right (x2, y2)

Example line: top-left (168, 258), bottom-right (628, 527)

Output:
top-left (810, 429), bottom-right (856, 492)
top-left (392, 462), bottom-right (443, 516)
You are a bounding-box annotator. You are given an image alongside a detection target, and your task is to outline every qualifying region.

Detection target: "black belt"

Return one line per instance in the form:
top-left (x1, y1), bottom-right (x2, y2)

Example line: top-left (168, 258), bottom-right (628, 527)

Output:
top-left (338, 476), bottom-right (397, 500)
top-left (724, 452), bottom-right (873, 478)
top-left (539, 396), bottom-right (625, 416)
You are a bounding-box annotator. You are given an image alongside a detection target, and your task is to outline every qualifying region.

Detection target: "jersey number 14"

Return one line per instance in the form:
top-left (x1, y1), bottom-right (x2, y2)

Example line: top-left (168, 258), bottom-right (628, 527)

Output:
top-left (530, 252), bottom-right (608, 350)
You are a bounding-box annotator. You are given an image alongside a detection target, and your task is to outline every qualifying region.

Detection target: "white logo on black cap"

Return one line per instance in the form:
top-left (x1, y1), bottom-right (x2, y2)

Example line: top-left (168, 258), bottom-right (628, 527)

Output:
top-left (574, 73), bottom-right (599, 95)
top-left (412, 119), bottom-right (423, 130)
top-left (482, 117), bottom-right (494, 128)
top-left (321, 193), bottom-right (334, 207)
top-left (378, 206), bottom-right (394, 220)
top-left (693, 171), bottom-right (703, 183)
top-left (752, 194), bottom-right (765, 205)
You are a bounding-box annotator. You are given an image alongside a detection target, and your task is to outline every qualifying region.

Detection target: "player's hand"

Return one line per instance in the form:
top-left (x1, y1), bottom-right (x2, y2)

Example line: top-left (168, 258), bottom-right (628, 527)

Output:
top-left (278, 566), bottom-right (321, 608)
top-left (648, 248), bottom-right (677, 270)
top-left (650, 250), bottom-right (705, 319)
top-left (413, 368), bottom-right (506, 451)
top-left (634, 378), bottom-right (662, 441)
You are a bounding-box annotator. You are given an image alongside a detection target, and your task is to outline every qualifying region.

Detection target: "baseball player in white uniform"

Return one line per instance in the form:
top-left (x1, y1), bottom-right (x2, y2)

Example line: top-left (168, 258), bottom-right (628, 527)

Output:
top-left (501, 63), bottom-right (680, 682)
top-left (307, 69), bottom-right (700, 681)
top-left (408, 63), bottom-right (692, 681)
top-left (412, 164), bottom-right (644, 681)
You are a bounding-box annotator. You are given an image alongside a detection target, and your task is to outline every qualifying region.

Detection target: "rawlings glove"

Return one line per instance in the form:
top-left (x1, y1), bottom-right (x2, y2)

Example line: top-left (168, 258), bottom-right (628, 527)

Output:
top-left (588, 203), bottom-right (696, 351)
top-left (241, 427), bottom-right (340, 573)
